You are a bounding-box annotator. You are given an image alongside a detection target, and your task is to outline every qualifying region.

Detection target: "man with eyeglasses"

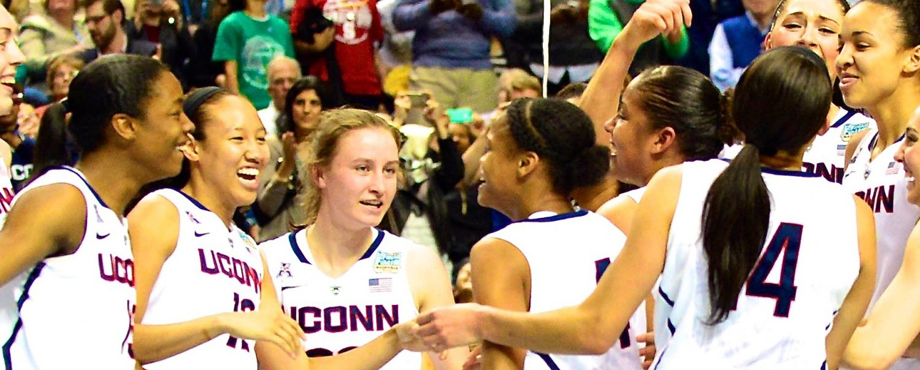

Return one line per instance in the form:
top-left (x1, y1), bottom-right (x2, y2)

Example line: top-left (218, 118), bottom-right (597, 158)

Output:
top-left (79, 0), bottom-right (157, 63)
top-left (259, 56), bottom-right (302, 139)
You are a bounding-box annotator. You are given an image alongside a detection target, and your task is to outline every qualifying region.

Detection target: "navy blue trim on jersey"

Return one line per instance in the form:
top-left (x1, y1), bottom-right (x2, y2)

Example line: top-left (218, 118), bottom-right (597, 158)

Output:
top-left (652, 348), bottom-right (668, 370)
top-left (830, 110), bottom-right (857, 128)
top-left (760, 167), bottom-right (820, 178)
top-left (659, 286), bottom-right (675, 306)
top-left (175, 190), bottom-right (211, 212)
top-left (289, 231), bottom-right (311, 265)
top-left (514, 210), bottom-right (588, 224)
top-left (667, 319), bottom-right (676, 335)
top-left (534, 352), bottom-right (561, 370)
top-left (359, 230), bottom-right (385, 260)
top-left (3, 262), bottom-right (47, 369)
top-left (55, 166), bottom-right (109, 208)
top-left (868, 132), bottom-right (906, 153)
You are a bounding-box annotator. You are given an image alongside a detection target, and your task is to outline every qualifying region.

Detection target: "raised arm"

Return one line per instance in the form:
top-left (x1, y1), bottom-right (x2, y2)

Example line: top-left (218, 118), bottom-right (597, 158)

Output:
top-left (412, 165), bottom-right (681, 354)
top-left (579, 0), bottom-right (692, 147)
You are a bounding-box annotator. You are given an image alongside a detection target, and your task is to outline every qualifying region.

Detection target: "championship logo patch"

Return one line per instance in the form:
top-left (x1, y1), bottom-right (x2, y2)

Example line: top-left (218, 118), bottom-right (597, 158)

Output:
top-left (841, 122), bottom-right (870, 141)
top-left (237, 230), bottom-right (258, 253)
top-left (278, 262), bottom-right (292, 278)
top-left (373, 251), bottom-right (402, 274)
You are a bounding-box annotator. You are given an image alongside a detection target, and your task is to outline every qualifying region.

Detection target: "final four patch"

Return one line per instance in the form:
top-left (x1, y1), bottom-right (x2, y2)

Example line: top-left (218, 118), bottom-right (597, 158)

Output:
top-left (841, 122), bottom-right (870, 141)
top-left (373, 251), bottom-right (402, 274)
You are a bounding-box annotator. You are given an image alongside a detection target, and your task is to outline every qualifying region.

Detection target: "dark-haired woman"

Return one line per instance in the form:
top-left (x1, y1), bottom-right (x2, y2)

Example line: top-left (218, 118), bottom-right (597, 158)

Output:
top-left (408, 46), bottom-right (876, 370)
top-left (838, 0), bottom-right (920, 338)
top-left (0, 54), bottom-right (194, 369)
top-left (471, 98), bottom-right (644, 370)
top-left (764, 0), bottom-right (874, 185)
top-left (255, 76), bottom-right (331, 241)
top-left (129, 89), bottom-right (429, 370)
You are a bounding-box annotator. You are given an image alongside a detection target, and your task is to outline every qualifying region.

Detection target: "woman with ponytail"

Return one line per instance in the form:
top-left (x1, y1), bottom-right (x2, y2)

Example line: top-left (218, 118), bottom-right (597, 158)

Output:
top-left (406, 46), bottom-right (876, 370)
top-left (465, 97), bottom-right (646, 370)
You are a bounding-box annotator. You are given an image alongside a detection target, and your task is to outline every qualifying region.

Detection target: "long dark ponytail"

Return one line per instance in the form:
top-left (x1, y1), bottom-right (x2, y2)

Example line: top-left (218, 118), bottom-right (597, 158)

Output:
top-left (702, 47), bottom-right (832, 324)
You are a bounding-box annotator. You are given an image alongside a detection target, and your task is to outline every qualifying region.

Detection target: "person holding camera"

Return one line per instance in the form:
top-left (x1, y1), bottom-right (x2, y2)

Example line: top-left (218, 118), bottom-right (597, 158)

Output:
top-left (289, 0), bottom-right (385, 110)
top-left (127, 0), bottom-right (195, 88)
top-left (392, 0), bottom-right (515, 113)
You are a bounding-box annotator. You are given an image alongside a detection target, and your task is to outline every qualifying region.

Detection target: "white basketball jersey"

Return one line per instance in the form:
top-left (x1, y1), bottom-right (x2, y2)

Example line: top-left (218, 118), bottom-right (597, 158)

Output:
top-left (140, 189), bottom-right (264, 370)
top-left (260, 228), bottom-right (421, 370)
top-left (804, 109), bottom-right (875, 184)
top-left (0, 159), bottom-right (13, 229)
top-left (1, 167), bottom-right (135, 370)
top-left (486, 210), bottom-right (644, 370)
top-left (653, 159), bottom-right (860, 370)
top-left (843, 129), bottom-right (920, 307)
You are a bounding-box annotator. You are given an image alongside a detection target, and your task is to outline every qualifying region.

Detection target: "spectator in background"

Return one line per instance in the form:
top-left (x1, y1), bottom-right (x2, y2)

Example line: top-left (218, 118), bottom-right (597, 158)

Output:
top-left (377, 0), bottom-right (414, 96)
top-left (708, 0), bottom-right (776, 90)
top-left (680, 0), bottom-right (743, 75)
top-left (188, 0), bottom-right (232, 88)
top-left (254, 76), bottom-right (332, 241)
top-left (259, 55), bottom-right (301, 138)
top-left (212, 0), bottom-right (294, 110)
top-left (18, 0), bottom-right (91, 82)
top-left (128, 0), bottom-right (194, 88)
top-left (515, 0), bottom-right (602, 96)
top-left (34, 55), bottom-right (82, 119)
top-left (589, 0), bottom-right (689, 77)
top-left (290, 0), bottom-right (384, 110)
top-left (80, 0), bottom-right (158, 62)
top-left (393, 0), bottom-right (515, 113)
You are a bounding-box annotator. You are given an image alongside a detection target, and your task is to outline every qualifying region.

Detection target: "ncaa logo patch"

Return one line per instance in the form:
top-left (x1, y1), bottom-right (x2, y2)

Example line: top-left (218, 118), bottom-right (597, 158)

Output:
top-left (841, 122), bottom-right (870, 141)
top-left (373, 251), bottom-right (402, 274)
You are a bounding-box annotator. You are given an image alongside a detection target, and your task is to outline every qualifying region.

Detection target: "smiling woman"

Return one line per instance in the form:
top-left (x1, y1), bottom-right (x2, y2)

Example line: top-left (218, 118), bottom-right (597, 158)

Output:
top-left (0, 54), bottom-right (193, 370)
top-left (257, 108), bottom-right (467, 370)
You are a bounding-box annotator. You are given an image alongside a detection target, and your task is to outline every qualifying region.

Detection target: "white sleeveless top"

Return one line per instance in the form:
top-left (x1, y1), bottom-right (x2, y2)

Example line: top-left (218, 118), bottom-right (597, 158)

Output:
top-left (260, 228), bottom-right (421, 370)
top-left (804, 109), bottom-right (875, 184)
top-left (0, 159), bottom-right (13, 229)
top-left (843, 128), bottom-right (920, 308)
top-left (140, 189), bottom-right (264, 370)
top-left (487, 210), bottom-right (644, 370)
top-left (1, 167), bottom-right (135, 370)
top-left (654, 159), bottom-right (860, 370)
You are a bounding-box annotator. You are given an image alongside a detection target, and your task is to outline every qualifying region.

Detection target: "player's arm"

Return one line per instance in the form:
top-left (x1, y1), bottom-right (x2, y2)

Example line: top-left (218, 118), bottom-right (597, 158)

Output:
top-left (596, 194), bottom-right (639, 235)
top-left (829, 196), bottom-right (877, 370)
top-left (0, 184), bottom-right (85, 285)
top-left (470, 238), bottom-right (530, 370)
top-left (843, 210), bottom-right (920, 370)
top-left (414, 166), bottom-right (678, 354)
top-left (580, 0), bottom-right (692, 146)
top-left (129, 197), bottom-right (305, 364)
top-left (844, 130), bottom-right (869, 173)
top-left (408, 243), bottom-right (469, 370)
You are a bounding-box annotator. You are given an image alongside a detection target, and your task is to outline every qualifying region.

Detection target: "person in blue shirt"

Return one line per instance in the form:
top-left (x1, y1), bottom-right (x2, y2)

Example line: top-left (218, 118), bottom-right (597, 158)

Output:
top-left (708, 0), bottom-right (778, 91)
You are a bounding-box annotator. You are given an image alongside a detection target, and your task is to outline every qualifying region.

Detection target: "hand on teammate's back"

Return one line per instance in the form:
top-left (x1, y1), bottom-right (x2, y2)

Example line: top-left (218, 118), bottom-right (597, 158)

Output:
top-left (219, 309), bottom-right (306, 358)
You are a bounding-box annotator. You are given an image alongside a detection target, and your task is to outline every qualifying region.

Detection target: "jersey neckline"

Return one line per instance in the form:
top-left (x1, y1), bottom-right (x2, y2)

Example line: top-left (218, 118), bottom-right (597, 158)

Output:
top-left (514, 209), bottom-right (588, 224)
top-left (288, 228), bottom-right (385, 265)
top-left (55, 166), bottom-right (110, 209)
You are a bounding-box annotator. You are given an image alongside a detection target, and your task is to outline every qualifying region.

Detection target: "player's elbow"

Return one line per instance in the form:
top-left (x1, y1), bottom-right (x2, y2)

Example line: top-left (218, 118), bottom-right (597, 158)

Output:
top-left (581, 330), bottom-right (617, 355)
top-left (844, 346), bottom-right (899, 370)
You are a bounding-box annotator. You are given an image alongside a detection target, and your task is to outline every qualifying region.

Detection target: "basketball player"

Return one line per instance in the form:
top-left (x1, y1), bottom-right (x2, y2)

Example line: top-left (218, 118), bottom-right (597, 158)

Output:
top-left (838, 0), bottom-right (920, 346)
top-left (0, 140), bottom-right (12, 228)
top-left (128, 87), bottom-right (305, 369)
top-left (0, 55), bottom-right (193, 369)
top-left (766, 0), bottom-right (875, 184)
top-left (257, 109), bottom-right (466, 370)
top-left (406, 47), bottom-right (876, 370)
top-left (844, 107), bottom-right (920, 370)
top-left (471, 98), bottom-right (645, 370)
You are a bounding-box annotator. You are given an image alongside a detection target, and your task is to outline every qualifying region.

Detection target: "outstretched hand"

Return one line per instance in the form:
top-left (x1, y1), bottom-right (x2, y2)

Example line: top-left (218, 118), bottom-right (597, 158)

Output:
top-left (412, 304), bottom-right (487, 351)
top-left (621, 0), bottom-right (692, 49)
